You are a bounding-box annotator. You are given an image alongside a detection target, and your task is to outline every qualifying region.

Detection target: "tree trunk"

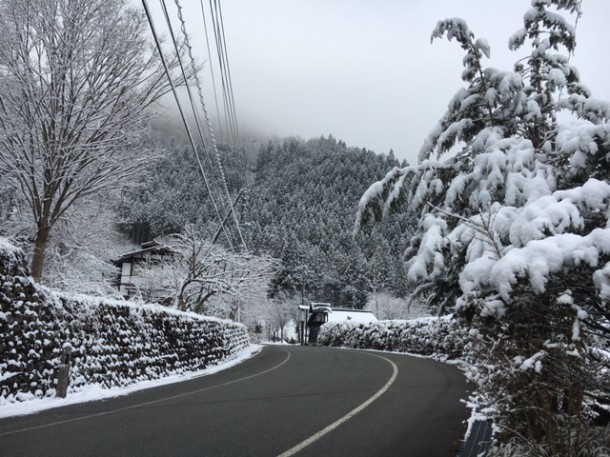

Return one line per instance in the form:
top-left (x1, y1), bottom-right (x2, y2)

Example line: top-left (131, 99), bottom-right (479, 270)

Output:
top-left (31, 225), bottom-right (51, 279)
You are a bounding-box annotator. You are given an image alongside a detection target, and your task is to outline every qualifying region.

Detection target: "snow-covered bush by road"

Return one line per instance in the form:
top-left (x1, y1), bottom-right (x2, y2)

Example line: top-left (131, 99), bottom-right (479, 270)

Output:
top-left (317, 315), bottom-right (468, 360)
top-left (0, 237), bottom-right (249, 404)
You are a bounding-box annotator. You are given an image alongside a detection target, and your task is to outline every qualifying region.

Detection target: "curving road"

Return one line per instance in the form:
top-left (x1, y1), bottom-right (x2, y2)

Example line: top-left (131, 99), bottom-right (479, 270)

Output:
top-left (0, 346), bottom-right (469, 457)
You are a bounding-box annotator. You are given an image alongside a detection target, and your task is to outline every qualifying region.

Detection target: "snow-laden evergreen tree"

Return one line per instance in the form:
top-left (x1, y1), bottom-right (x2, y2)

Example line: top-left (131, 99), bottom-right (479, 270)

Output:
top-left (356, 1), bottom-right (610, 454)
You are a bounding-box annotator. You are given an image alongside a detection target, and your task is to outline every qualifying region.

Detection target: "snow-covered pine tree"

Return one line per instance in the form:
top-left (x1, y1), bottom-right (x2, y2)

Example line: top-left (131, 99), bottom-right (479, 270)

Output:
top-left (356, 1), bottom-right (610, 454)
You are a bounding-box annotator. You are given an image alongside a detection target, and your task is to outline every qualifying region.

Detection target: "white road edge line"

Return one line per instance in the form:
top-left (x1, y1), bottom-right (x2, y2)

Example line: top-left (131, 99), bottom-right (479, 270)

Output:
top-left (0, 348), bottom-right (292, 437)
top-left (275, 354), bottom-right (399, 457)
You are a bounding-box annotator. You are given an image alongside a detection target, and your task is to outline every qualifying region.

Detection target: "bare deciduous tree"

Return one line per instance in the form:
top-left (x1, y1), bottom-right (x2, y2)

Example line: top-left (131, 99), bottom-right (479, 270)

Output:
top-left (135, 232), bottom-right (277, 315)
top-left (0, 0), bottom-right (186, 278)
top-left (266, 294), bottom-right (296, 342)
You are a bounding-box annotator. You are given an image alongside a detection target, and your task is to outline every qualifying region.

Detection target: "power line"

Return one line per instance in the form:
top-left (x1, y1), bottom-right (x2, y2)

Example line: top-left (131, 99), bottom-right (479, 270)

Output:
top-left (172, 0), bottom-right (248, 251)
top-left (214, 0), bottom-right (249, 184)
top-left (141, 0), bottom-right (235, 251)
top-left (205, 0), bottom-right (250, 193)
top-left (208, 0), bottom-right (240, 147)
top-left (199, 0), bottom-right (225, 144)
top-left (216, 0), bottom-right (241, 144)
top-left (208, 0), bottom-right (232, 141)
top-left (159, 0), bottom-right (213, 171)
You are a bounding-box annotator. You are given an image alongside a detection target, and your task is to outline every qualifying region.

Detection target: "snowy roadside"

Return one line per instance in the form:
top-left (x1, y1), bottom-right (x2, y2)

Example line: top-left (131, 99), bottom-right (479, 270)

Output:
top-left (0, 344), bottom-right (261, 419)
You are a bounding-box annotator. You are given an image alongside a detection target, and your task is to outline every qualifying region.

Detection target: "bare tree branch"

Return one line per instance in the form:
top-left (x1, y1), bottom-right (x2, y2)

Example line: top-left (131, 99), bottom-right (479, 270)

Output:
top-left (0, 0), bottom-right (192, 278)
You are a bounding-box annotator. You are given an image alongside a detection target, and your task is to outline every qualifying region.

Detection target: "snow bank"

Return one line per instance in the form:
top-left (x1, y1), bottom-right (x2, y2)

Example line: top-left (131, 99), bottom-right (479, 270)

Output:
top-left (0, 237), bottom-right (250, 404)
top-left (317, 315), bottom-right (468, 360)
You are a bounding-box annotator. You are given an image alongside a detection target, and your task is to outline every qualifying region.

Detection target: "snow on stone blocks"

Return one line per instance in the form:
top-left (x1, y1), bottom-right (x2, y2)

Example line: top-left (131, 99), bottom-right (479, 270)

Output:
top-left (0, 237), bottom-right (250, 403)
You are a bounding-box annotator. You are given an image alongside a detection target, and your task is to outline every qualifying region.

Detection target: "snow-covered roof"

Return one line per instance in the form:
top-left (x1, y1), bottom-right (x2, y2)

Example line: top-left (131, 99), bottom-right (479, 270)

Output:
top-left (115, 240), bottom-right (177, 263)
top-left (310, 302), bottom-right (332, 312)
top-left (326, 308), bottom-right (377, 324)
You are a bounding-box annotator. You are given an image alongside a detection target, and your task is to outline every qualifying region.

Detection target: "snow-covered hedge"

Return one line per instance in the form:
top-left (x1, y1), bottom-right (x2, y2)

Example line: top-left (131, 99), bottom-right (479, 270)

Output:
top-left (317, 315), bottom-right (468, 359)
top-left (0, 238), bottom-right (249, 403)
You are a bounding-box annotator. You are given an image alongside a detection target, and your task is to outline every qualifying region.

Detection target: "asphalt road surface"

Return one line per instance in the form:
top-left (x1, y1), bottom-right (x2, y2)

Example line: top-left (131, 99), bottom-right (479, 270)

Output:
top-left (0, 345), bottom-right (469, 457)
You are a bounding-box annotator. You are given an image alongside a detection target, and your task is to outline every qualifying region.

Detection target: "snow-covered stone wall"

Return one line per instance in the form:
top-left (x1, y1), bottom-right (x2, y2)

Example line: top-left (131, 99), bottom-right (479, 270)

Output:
top-left (0, 238), bottom-right (249, 402)
top-left (317, 315), bottom-right (468, 359)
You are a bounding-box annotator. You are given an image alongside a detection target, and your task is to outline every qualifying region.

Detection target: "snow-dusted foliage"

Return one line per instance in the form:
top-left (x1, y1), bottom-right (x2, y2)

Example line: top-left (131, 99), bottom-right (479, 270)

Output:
top-left (42, 194), bottom-right (138, 296)
top-left (0, 0), bottom-right (188, 279)
top-left (120, 136), bottom-right (412, 308)
top-left (0, 238), bottom-right (249, 404)
top-left (364, 292), bottom-right (432, 320)
top-left (356, 1), bottom-right (609, 455)
top-left (134, 231), bottom-right (277, 316)
top-left (318, 315), bottom-right (468, 360)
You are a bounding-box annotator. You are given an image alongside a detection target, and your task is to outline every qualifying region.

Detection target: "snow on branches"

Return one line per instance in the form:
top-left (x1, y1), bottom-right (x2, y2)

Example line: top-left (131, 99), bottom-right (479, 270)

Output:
top-left (356, 0), bottom-right (610, 321)
top-left (356, 1), bottom-right (610, 452)
top-left (134, 231), bottom-right (277, 318)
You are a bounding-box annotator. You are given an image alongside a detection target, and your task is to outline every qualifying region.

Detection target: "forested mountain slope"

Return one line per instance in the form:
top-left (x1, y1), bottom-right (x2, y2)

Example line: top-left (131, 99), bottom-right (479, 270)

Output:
top-left (248, 136), bottom-right (412, 307)
top-left (120, 135), bottom-right (414, 308)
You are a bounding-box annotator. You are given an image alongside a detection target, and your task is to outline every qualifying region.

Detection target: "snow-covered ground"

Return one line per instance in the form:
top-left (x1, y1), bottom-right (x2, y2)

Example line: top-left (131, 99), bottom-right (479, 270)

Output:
top-left (0, 344), bottom-right (261, 419)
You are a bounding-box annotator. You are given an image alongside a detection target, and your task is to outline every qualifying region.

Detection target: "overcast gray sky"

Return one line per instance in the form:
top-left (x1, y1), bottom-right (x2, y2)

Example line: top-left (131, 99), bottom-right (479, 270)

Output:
top-left (148, 0), bottom-right (610, 164)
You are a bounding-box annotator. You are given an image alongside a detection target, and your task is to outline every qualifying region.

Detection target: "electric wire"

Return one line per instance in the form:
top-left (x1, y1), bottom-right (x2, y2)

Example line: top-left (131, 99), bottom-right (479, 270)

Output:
top-left (172, 0), bottom-right (247, 250)
top-left (199, 0), bottom-right (225, 144)
top-left (205, 0), bottom-right (250, 195)
top-left (141, 0), bottom-right (235, 251)
top-left (215, 0), bottom-right (241, 145)
top-left (159, 0), bottom-right (242, 249)
top-left (214, 0), bottom-right (249, 184)
top-left (159, 0), bottom-right (214, 172)
top-left (209, 0), bottom-right (238, 146)
top-left (199, 0), bottom-right (251, 220)
top-left (208, 0), bottom-right (231, 140)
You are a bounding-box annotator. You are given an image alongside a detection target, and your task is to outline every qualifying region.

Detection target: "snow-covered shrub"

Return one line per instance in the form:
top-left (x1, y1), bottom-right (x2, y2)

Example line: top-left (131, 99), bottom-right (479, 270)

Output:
top-left (0, 237), bottom-right (249, 403)
top-left (317, 315), bottom-right (468, 360)
top-left (0, 238), bottom-right (29, 277)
